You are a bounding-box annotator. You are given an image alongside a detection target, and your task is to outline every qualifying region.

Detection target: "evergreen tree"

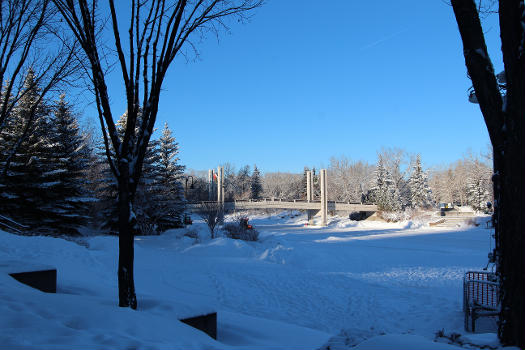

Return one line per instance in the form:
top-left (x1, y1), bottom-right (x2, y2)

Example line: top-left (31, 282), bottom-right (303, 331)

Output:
top-left (148, 122), bottom-right (185, 231)
top-left (250, 164), bottom-right (263, 200)
top-left (94, 111), bottom-right (136, 234)
top-left (95, 116), bottom-right (186, 234)
top-left (1, 78), bottom-right (94, 235)
top-left (371, 156), bottom-right (401, 212)
top-left (133, 135), bottom-right (161, 234)
top-left (40, 94), bottom-right (93, 234)
top-left (408, 155), bottom-right (432, 209)
top-left (92, 139), bottom-right (119, 234)
top-left (371, 157), bottom-right (387, 210)
top-left (99, 110), bottom-right (157, 234)
top-left (0, 69), bottom-right (55, 231)
top-left (466, 159), bottom-right (491, 211)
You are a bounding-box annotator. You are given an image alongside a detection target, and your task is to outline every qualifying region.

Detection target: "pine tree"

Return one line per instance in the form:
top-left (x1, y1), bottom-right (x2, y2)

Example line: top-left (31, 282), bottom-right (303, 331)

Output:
top-left (250, 164), bottom-right (263, 200)
top-left (96, 110), bottom-right (157, 234)
top-left (133, 135), bottom-right (162, 234)
top-left (0, 69), bottom-right (55, 231)
top-left (466, 159), bottom-right (491, 211)
top-left (92, 139), bottom-right (119, 234)
top-left (408, 155), bottom-right (432, 209)
top-left (372, 156), bottom-right (401, 212)
top-left (372, 157), bottom-right (387, 210)
top-left (149, 122), bottom-right (185, 231)
top-left (94, 111), bottom-right (133, 234)
top-left (41, 94), bottom-right (93, 234)
top-left (0, 82), bottom-right (18, 171)
top-left (95, 116), bottom-right (186, 234)
top-left (1, 90), bottom-right (94, 235)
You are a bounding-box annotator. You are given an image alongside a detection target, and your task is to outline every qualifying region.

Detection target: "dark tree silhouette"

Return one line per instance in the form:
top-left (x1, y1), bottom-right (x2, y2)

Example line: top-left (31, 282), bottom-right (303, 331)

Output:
top-left (452, 0), bottom-right (524, 346)
top-left (53, 0), bottom-right (262, 309)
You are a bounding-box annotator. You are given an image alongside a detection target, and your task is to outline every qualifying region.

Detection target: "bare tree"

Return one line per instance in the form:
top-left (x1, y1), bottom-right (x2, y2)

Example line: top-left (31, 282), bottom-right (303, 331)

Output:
top-left (262, 171), bottom-right (302, 200)
top-left (53, 0), bottom-right (262, 309)
top-left (428, 153), bottom-right (493, 208)
top-left (0, 0), bottom-right (80, 175)
top-left (195, 201), bottom-right (223, 238)
top-left (327, 156), bottom-right (374, 203)
top-left (451, 0), bottom-right (524, 346)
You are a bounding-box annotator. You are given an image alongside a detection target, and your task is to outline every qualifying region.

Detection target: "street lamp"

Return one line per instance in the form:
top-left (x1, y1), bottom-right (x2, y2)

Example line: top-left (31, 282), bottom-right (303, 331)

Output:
top-left (184, 175), bottom-right (194, 200)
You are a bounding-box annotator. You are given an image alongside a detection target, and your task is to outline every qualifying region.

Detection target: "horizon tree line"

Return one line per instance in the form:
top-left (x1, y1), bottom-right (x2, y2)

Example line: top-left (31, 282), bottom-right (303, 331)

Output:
top-left (255, 149), bottom-right (492, 213)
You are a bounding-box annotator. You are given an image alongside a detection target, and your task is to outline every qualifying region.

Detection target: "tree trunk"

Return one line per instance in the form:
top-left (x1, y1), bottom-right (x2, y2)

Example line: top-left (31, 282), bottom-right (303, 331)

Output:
top-left (497, 2), bottom-right (524, 345)
top-left (452, 0), bottom-right (524, 347)
top-left (497, 138), bottom-right (524, 347)
top-left (117, 161), bottom-right (137, 309)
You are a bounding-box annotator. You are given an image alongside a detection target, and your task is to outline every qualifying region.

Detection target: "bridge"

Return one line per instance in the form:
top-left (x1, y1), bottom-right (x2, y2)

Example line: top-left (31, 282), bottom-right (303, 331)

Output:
top-left (187, 199), bottom-right (376, 212)
top-left (187, 167), bottom-right (377, 226)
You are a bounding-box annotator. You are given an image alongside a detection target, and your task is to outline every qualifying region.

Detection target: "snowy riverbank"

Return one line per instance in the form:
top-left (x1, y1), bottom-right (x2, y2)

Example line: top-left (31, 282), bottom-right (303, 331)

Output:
top-left (1, 212), bottom-right (503, 349)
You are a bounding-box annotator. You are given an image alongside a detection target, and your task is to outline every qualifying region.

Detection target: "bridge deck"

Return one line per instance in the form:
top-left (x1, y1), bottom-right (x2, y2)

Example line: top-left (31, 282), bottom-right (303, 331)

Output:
top-left (188, 199), bottom-right (377, 212)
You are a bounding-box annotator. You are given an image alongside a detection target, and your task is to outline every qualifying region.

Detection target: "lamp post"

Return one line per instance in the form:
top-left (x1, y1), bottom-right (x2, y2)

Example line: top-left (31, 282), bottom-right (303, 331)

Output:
top-left (184, 176), bottom-right (194, 200)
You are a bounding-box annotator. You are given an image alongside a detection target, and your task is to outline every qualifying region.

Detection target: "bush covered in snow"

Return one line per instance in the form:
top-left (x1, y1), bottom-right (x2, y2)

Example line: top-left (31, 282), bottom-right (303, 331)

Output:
top-left (377, 208), bottom-right (438, 223)
top-left (377, 211), bottom-right (409, 222)
top-left (223, 220), bottom-right (259, 242)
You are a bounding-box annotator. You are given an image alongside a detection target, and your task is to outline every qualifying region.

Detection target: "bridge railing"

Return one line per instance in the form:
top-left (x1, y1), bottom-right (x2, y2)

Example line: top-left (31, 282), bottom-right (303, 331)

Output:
top-left (226, 198), bottom-right (368, 204)
top-left (187, 199), bottom-right (377, 212)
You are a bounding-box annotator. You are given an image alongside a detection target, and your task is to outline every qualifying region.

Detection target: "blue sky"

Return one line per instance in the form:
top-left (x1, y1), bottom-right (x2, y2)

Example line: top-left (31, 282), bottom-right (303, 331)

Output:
top-left (88, 0), bottom-right (502, 174)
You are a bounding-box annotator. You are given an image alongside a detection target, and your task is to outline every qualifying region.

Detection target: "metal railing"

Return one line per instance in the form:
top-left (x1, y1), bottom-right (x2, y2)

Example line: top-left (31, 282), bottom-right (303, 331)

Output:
top-left (463, 271), bottom-right (499, 332)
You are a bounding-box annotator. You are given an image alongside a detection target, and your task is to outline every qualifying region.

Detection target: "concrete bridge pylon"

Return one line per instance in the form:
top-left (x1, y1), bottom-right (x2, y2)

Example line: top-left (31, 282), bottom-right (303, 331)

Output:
top-left (320, 169), bottom-right (328, 226)
top-left (304, 169), bottom-right (328, 226)
top-left (208, 169), bottom-right (214, 201)
top-left (306, 170), bottom-right (316, 225)
top-left (217, 166), bottom-right (224, 204)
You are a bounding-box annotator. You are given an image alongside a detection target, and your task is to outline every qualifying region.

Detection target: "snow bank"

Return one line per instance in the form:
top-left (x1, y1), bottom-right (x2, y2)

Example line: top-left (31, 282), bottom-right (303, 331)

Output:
top-left (0, 210), bottom-right (499, 349)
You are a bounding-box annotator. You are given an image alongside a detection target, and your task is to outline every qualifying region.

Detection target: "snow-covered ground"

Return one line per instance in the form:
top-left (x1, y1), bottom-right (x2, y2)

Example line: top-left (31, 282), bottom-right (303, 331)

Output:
top-left (0, 211), bottom-right (502, 349)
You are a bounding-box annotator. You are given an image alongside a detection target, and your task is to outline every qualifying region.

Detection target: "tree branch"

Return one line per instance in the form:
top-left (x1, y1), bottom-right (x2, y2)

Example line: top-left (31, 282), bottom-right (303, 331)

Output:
top-left (452, 0), bottom-right (504, 146)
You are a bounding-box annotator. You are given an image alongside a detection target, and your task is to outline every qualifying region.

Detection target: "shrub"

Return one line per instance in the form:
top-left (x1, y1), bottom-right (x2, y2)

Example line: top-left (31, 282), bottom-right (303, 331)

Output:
top-left (223, 220), bottom-right (259, 242)
top-left (378, 211), bottom-right (409, 222)
top-left (194, 201), bottom-right (223, 239)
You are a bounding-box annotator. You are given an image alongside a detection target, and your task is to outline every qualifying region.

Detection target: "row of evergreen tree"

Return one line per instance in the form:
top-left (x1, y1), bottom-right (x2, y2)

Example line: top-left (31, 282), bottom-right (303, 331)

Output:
top-left (368, 154), bottom-right (433, 211)
top-left (365, 153), bottom-right (491, 212)
top-left (0, 71), bottom-right (186, 236)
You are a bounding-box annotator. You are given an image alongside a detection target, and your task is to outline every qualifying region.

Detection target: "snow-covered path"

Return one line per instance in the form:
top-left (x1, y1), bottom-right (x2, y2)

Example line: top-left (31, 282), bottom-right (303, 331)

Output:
top-left (0, 213), bottom-right (495, 349)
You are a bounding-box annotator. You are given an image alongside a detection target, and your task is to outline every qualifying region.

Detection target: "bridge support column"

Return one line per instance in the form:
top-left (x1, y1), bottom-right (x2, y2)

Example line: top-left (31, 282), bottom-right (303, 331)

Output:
top-left (208, 169), bottom-right (214, 201)
top-left (320, 169), bottom-right (327, 226)
top-left (306, 170), bottom-right (315, 225)
top-left (217, 166), bottom-right (224, 221)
